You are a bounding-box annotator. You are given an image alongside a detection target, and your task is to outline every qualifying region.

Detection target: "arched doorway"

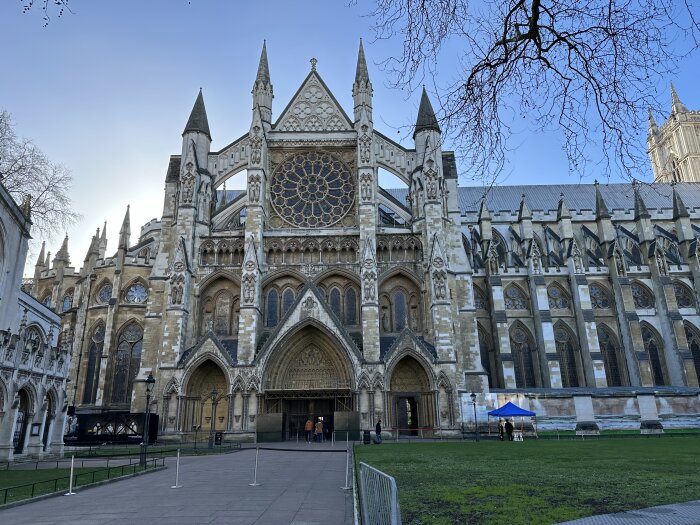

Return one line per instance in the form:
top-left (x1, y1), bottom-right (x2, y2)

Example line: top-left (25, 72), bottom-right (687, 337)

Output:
top-left (389, 355), bottom-right (435, 435)
top-left (181, 360), bottom-right (229, 439)
top-left (263, 325), bottom-right (354, 440)
top-left (13, 389), bottom-right (31, 454)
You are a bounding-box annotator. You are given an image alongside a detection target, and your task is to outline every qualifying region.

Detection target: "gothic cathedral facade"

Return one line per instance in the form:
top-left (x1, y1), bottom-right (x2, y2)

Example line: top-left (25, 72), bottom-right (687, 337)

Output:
top-left (31, 43), bottom-right (700, 441)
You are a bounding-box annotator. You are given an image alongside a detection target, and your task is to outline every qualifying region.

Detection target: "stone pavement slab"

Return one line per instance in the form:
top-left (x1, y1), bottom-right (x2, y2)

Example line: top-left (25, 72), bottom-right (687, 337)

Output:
top-left (0, 443), bottom-right (354, 525)
top-left (556, 500), bottom-right (700, 525)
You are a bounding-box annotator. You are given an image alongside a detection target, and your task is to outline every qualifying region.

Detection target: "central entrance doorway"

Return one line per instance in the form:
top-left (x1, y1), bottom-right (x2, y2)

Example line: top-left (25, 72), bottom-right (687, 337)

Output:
top-left (264, 391), bottom-right (353, 440)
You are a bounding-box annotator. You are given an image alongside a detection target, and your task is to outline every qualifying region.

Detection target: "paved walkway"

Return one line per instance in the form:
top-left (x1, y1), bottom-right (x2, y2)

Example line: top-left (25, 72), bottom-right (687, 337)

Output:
top-left (0, 443), bottom-right (354, 525)
top-left (557, 500), bottom-right (700, 525)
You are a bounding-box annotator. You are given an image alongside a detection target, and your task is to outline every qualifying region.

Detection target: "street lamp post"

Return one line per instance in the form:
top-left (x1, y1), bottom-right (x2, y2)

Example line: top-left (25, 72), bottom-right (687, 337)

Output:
top-left (140, 372), bottom-right (156, 467)
top-left (470, 392), bottom-right (479, 442)
top-left (192, 425), bottom-right (201, 449)
top-left (208, 388), bottom-right (218, 449)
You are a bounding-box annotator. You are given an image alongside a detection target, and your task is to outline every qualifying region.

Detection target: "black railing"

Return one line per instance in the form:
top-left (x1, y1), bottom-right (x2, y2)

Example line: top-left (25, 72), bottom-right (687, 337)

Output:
top-left (1, 456), bottom-right (165, 506)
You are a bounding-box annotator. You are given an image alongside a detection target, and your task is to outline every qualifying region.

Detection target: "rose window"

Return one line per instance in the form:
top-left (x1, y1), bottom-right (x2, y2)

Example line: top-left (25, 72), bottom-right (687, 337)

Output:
top-left (270, 152), bottom-right (354, 228)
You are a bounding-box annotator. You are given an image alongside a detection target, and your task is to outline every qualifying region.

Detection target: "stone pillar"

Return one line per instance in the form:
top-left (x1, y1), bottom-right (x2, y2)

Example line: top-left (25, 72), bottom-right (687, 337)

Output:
top-left (573, 394), bottom-right (599, 433)
top-left (487, 275), bottom-right (511, 388)
top-left (528, 275), bottom-right (555, 388)
top-left (569, 274), bottom-right (603, 387)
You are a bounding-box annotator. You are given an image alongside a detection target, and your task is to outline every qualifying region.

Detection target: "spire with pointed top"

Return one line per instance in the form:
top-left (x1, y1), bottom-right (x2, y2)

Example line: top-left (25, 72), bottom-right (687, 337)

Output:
top-left (518, 194), bottom-right (532, 220)
top-left (355, 38), bottom-right (369, 85)
top-left (220, 182), bottom-right (228, 207)
top-left (557, 193), bottom-right (571, 220)
top-left (672, 184), bottom-right (689, 219)
top-left (478, 198), bottom-right (491, 221)
top-left (119, 205), bottom-right (131, 250)
top-left (633, 182), bottom-right (651, 220)
top-left (255, 40), bottom-right (270, 86)
top-left (595, 181), bottom-right (611, 220)
top-left (670, 82), bottom-right (688, 115)
top-left (45, 251), bottom-right (51, 268)
top-left (35, 241), bottom-right (46, 268)
top-left (54, 234), bottom-right (70, 264)
top-left (414, 87), bottom-right (441, 138)
top-left (183, 89), bottom-right (211, 140)
top-left (648, 108), bottom-right (658, 135)
top-left (84, 229), bottom-right (100, 262)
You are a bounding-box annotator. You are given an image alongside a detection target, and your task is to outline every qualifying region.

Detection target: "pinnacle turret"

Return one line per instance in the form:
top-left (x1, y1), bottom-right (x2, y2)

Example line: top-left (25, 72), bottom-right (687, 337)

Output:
top-left (54, 234), bottom-right (70, 264)
top-left (478, 198), bottom-right (491, 221)
top-left (35, 241), bottom-right (46, 268)
top-left (255, 40), bottom-right (270, 86)
top-left (518, 194), bottom-right (532, 220)
top-left (670, 82), bottom-right (688, 115)
top-left (355, 38), bottom-right (369, 85)
top-left (633, 182), bottom-right (651, 220)
top-left (648, 108), bottom-right (658, 135)
top-left (414, 87), bottom-right (441, 138)
top-left (557, 193), bottom-right (571, 220)
top-left (672, 184), bottom-right (689, 219)
top-left (594, 181), bottom-right (611, 220)
top-left (183, 89), bottom-right (211, 141)
top-left (119, 205), bottom-right (131, 250)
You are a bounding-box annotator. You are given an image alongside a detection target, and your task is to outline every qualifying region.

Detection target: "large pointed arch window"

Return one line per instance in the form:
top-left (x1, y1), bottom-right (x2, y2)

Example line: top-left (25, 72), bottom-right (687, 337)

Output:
top-left (684, 323), bottom-right (700, 385)
top-left (504, 285), bottom-right (529, 310)
top-left (478, 324), bottom-right (496, 388)
top-left (82, 324), bottom-right (105, 404)
top-left (345, 288), bottom-right (357, 326)
top-left (266, 289), bottom-right (279, 328)
top-left (393, 290), bottom-right (407, 332)
top-left (282, 288), bottom-right (296, 317)
top-left (673, 281), bottom-right (696, 309)
top-left (631, 282), bottom-right (654, 309)
top-left (597, 326), bottom-right (623, 387)
top-left (554, 324), bottom-right (579, 387)
top-left (110, 322), bottom-right (143, 405)
top-left (510, 324), bottom-right (536, 388)
top-left (548, 284), bottom-right (570, 310)
top-left (641, 324), bottom-right (665, 386)
top-left (589, 282), bottom-right (612, 309)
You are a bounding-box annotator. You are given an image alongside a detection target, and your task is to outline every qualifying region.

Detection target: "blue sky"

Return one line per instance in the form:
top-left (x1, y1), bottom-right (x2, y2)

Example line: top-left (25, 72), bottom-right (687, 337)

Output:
top-left (1, 1), bottom-right (698, 271)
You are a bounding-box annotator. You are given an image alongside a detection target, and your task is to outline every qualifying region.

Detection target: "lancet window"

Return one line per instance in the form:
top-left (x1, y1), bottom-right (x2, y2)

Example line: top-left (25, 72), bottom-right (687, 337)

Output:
top-left (504, 285), bottom-right (529, 310)
top-left (510, 324), bottom-right (536, 388)
top-left (547, 284), bottom-right (570, 310)
top-left (597, 326), bottom-right (623, 387)
top-left (684, 323), bottom-right (700, 384)
top-left (673, 281), bottom-right (696, 309)
top-left (110, 322), bottom-right (143, 405)
top-left (589, 283), bottom-right (612, 309)
top-left (641, 324), bottom-right (665, 386)
top-left (554, 324), bottom-right (579, 387)
top-left (631, 282), bottom-right (654, 309)
top-left (82, 324), bottom-right (105, 404)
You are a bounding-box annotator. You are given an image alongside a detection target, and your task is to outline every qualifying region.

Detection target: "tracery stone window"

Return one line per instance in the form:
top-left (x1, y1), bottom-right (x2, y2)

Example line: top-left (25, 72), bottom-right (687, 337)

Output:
top-left (478, 324), bottom-right (496, 388)
top-left (42, 293), bottom-right (52, 308)
top-left (641, 324), bottom-right (665, 386)
top-left (510, 324), bottom-right (536, 388)
top-left (673, 281), bottom-right (696, 309)
top-left (82, 324), bottom-right (105, 404)
top-left (125, 283), bottom-right (148, 304)
top-left (110, 322), bottom-right (143, 405)
top-left (504, 285), bottom-right (529, 310)
top-left (266, 289), bottom-right (279, 328)
top-left (684, 323), bottom-right (700, 383)
top-left (200, 278), bottom-right (240, 337)
top-left (589, 283), bottom-right (612, 309)
top-left (62, 292), bottom-right (73, 312)
top-left (97, 283), bottom-right (113, 304)
top-left (554, 324), bottom-right (579, 387)
top-left (282, 288), bottom-right (296, 317)
top-left (474, 286), bottom-right (488, 310)
top-left (597, 326), bottom-right (623, 387)
top-left (547, 284), bottom-right (570, 310)
top-left (345, 288), bottom-right (357, 325)
top-left (379, 275), bottom-right (421, 334)
top-left (631, 282), bottom-right (654, 309)
top-left (270, 152), bottom-right (355, 228)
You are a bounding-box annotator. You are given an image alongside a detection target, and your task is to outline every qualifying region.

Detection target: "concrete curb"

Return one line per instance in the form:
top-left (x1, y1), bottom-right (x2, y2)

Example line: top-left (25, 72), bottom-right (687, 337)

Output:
top-left (0, 465), bottom-right (167, 511)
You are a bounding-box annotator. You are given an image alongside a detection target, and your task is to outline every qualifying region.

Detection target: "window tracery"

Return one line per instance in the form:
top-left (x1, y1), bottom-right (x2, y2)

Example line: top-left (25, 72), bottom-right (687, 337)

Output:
top-left (641, 324), bottom-right (665, 386)
top-left (504, 285), bottom-right (529, 310)
top-left (110, 322), bottom-right (143, 405)
top-left (83, 324), bottom-right (104, 404)
top-left (379, 275), bottom-right (421, 333)
top-left (96, 283), bottom-right (112, 304)
top-left (589, 283), bottom-right (612, 309)
top-left (547, 285), bottom-right (570, 310)
top-left (510, 324), bottom-right (536, 388)
top-left (62, 292), bottom-right (73, 312)
top-left (673, 281), bottom-right (696, 309)
top-left (270, 152), bottom-right (355, 228)
top-left (125, 283), bottom-right (148, 304)
top-left (473, 286), bottom-right (488, 310)
top-left (597, 326), bottom-right (623, 387)
top-left (554, 325), bottom-right (579, 387)
top-left (684, 323), bottom-right (700, 383)
top-left (631, 282), bottom-right (654, 309)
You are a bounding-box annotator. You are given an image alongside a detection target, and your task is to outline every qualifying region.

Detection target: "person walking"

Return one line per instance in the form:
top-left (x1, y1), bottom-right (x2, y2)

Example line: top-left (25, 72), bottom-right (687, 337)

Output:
top-left (315, 419), bottom-right (323, 443)
top-left (498, 418), bottom-right (505, 441)
top-left (304, 418), bottom-right (313, 443)
top-left (505, 419), bottom-right (514, 441)
top-left (375, 419), bottom-right (382, 444)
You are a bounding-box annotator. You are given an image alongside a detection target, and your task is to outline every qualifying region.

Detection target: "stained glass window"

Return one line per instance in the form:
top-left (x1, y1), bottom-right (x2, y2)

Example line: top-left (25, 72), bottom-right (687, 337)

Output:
top-left (641, 325), bottom-right (665, 386)
top-left (330, 288), bottom-right (342, 320)
top-left (589, 283), bottom-right (611, 309)
top-left (110, 322), bottom-right (143, 405)
top-left (97, 283), bottom-right (113, 304)
top-left (270, 152), bottom-right (355, 228)
top-left (62, 293), bottom-right (73, 312)
top-left (42, 294), bottom-right (52, 308)
top-left (266, 289), bottom-right (279, 327)
top-left (345, 288), bottom-right (357, 325)
top-left (214, 292), bottom-right (232, 335)
top-left (504, 285), bottom-right (528, 310)
top-left (597, 327), bottom-right (622, 387)
top-left (83, 324), bottom-right (104, 404)
top-left (673, 282), bottom-right (696, 309)
top-left (125, 283), bottom-right (148, 303)
top-left (631, 282), bottom-right (654, 309)
top-left (510, 326), bottom-right (536, 387)
top-left (282, 288), bottom-right (295, 317)
top-left (554, 326), bottom-right (579, 387)
top-left (474, 287), bottom-right (487, 310)
top-left (394, 291), bottom-right (407, 332)
top-left (548, 285), bottom-right (570, 309)
top-left (685, 324), bottom-right (700, 385)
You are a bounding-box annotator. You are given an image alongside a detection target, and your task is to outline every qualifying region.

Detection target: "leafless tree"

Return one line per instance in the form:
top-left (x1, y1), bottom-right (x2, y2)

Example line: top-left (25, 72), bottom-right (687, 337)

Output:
top-left (20, 0), bottom-right (73, 26)
top-left (0, 110), bottom-right (80, 239)
top-left (358, 0), bottom-right (700, 182)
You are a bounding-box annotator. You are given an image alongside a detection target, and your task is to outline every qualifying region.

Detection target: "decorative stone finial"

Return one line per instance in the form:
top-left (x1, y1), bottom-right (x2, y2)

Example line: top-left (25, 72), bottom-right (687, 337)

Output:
top-left (310, 58), bottom-right (317, 71)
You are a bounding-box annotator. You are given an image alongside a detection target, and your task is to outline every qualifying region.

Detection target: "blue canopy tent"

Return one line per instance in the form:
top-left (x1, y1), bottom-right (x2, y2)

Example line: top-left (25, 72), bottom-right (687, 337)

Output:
top-left (487, 402), bottom-right (537, 437)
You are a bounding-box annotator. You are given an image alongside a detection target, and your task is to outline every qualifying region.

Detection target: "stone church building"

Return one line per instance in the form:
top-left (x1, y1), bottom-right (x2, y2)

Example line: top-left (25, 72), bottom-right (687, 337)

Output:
top-left (31, 43), bottom-right (700, 441)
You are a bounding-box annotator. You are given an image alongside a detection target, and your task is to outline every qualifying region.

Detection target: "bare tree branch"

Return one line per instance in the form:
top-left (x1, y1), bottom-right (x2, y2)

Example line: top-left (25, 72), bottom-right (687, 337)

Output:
top-left (357, 0), bottom-right (700, 182)
top-left (0, 110), bottom-right (81, 239)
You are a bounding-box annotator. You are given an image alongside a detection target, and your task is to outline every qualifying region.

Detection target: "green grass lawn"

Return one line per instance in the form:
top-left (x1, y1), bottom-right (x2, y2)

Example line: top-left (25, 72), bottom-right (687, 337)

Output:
top-left (0, 464), bottom-right (143, 505)
top-left (354, 438), bottom-right (700, 525)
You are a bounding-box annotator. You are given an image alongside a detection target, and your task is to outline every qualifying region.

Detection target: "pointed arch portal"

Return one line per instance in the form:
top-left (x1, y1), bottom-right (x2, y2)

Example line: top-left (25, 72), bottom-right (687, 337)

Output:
top-left (262, 325), bottom-right (355, 440)
top-left (181, 360), bottom-right (229, 434)
top-left (388, 355), bottom-right (436, 435)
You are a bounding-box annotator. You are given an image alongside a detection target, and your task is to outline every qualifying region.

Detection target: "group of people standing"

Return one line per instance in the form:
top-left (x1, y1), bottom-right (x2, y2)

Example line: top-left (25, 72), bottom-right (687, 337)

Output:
top-left (304, 418), bottom-right (329, 443)
top-left (498, 418), bottom-right (515, 441)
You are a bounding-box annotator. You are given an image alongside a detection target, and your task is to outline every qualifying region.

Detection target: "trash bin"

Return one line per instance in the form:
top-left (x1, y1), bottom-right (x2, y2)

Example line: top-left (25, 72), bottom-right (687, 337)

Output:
top-left (215, 431), bottom-right (223, 445)
top-left (363, 430), bottom-right (371, 444)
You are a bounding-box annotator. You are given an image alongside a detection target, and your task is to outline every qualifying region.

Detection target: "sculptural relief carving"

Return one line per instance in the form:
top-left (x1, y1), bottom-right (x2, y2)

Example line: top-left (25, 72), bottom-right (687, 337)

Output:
top-left (242, 274), bottom-right (256, 305)
top-left (433, 269), bottom-right (447, 300)
top-left (363, 270), bottom-right (377, 302)
top-left (360, 172), bottom-right (373, 202)
top-left (181, 162), bottom-right (195, 204)
top-left (249, 126), bottom-right (263, 165)
top-left (359, 126), bottom-right (372, 164)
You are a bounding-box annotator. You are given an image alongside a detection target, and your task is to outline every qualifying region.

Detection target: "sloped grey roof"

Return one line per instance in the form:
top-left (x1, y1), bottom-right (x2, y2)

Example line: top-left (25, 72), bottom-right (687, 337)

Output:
top-left (383, 183), bottom-right (700, 215)
top-left (183, 89), bottom-right (211, 140)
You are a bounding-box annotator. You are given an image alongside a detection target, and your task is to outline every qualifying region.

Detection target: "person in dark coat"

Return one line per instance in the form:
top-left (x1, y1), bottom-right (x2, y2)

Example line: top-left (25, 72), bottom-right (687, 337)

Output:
top-left (375, 419), bottom-right (382, 444)
top-left (505, 419), bottom-right (514, 441)
top-left (498, 418), bottom-right (505, 441)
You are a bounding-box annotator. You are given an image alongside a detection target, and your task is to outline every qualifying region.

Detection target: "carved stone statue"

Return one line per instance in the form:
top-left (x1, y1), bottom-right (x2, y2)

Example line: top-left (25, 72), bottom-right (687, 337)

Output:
top-left (359, 127), bottom-right (372, 164)
top-left (363, 271), bottom-right (376, 302)
top-left (248, 174), bottom-right (261, 203)
top-left (250, 126), bottom-right (263, 165)
top-left (614, 249), bottom-right (626, 276)
top-left (181, 162), bottom-right (195, 204)
top-left (242, 274), bottom-right (256, 304)
top-left (433, 270), bottom-right (447, 300)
